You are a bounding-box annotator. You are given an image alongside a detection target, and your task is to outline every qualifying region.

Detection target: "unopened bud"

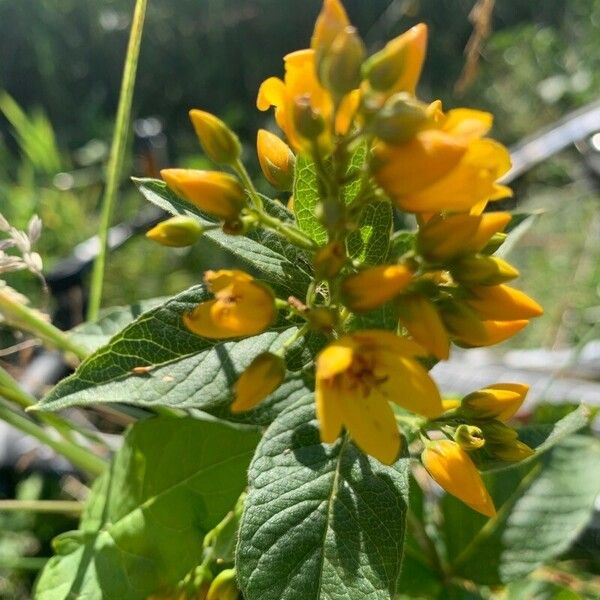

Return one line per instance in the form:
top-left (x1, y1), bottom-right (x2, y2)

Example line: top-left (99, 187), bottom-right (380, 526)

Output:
top-left (451, 255), bottom-right (519, 286)
top-left (481, 232), bottom-right (508, 255)
top-left (371, 93), bottom-right (431, 144)
top-left (480, 421), bottom-right (518, 444)
top-left (308, 306), bottom-right (339, 332)
top-left (206, 569), bottom-right (240, 600)
top-left (313, 240), bottom-right (346, 279)
top-left (460, 383), bottom-right (529, 422)
top-left (318, 26), bottom-right (365, 97)
top-left (454, 424), bottom-right (485, 450)
top-left (161, 169), bottom-right (246, 221)
top-left (257, 129), bottom-right (295, 191)
top-left (363, 23), bottom-right (428, 94)
top-left (293, 96), bottom-right (325, 140)
top-left (231, 353), bottom-right (286, 413)
top-left (146, 216), bottom-right (204, 247)
top-left (189, 110), bottom-right (241, 165)
top-left (489, 440), bottom-right (535, 463)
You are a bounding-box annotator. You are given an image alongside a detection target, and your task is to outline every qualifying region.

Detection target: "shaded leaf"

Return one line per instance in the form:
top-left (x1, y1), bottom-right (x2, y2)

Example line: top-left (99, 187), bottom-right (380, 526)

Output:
top-left (237, 396), bottom-right (409, 600)
top-left (35, 416), bottom-right (259, 599)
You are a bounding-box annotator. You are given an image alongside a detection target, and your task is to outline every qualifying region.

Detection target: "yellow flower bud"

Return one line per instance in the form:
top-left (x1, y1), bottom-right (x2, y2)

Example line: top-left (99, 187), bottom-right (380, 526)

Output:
top-left (442, 397), bottom-right (461, 412)
top-left (465, 284), bottom-right (543, 321)
top-left (313, 240), bottom-right (346, 279)
top-left (206, 569), bottom-right (239, 600)
top-left (342, 264), bottom-right (413, 312)
top-left (189, 109), bottom-right (241, 165)
top-left (451, 255), bottom-right (519, 286)
top-left (256, 129), bottom-right (295, 191)
top-left (442, 301), bottom-right (528, 347)
top-left (311, 0), bottom-right (350, 59)
top-left (231, 353), bottom-right (286, 413)
top-left (454, 424), bottom-right (485, 450)
top-left (417, 212), bottom-right (512, 263)
top-left (461, 383), bottom-right (529, 421)
top-left (422, 439), bottom-right (496, 517)
top-left (363, 23), bottom-right (428, 94)
top-left (160, 169), bottom-right (246, 222)
top-left (396, 294), bottom-right (449, 360)
top-left (145, 216), bottom-right (204, 247)
top-left (184, 270), bottom-right (276, 339)
top-left (370, 93), bottom-right (432, 144)
top-left (319, 26), bottom-right (365, 98)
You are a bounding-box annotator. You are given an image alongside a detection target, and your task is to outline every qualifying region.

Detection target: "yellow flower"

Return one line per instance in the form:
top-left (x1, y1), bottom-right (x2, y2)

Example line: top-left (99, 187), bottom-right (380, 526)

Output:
top-left (160, 169), bottom-right (245, 221)
top-left (316, 330), bottom-right (442, 464)
top-left (450, 255), bottom-right (519, 286)
top-left (396, 294), bottom-right (450, 360)
top-left (421, 439), bottom-right (496, 517)
top-left (184, 270), bottom-right (276, 339)
top-left (257, 49), bottom-right (359, 153)
top-left (231, 353), bottom-right (286, 413)
top-left (461, 383), bottom-right (529, 422)
top-left (465, 284), bottom-right (543, 321)
top-left (417, 212), bottom-right (512, 263)
top-left (363, 23), bottom-right (428, 95)
top-left (256, 129), bottom-right (295, 191)
top-left (341, 264), bottom-right (413, 311)
top-left (374, 108), bottom-right (512, 214)
top-left (189, 109), bottom-right (241, 165)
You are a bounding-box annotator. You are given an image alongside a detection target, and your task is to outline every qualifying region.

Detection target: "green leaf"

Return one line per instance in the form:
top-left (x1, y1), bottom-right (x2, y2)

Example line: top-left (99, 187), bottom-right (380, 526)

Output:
top-left (443, 434), bottom-right (600, 586)
top-left (292, 150), bottom-right (392, 264)
top-left (237, 396), bottom-right (410, 600)
top-left (68, 297), bottom-right (168, 354)
top-left (134, 178), bottom-right (311, 296)
top-left (38, 284), bottom-right (313, 423)
top-left (34, 416), bottom-right (259, 599)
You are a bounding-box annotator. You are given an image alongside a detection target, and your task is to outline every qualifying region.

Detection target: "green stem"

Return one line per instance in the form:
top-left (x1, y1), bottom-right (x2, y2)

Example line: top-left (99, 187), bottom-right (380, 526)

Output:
top-left (0, 500), bottom-right (83, 514)
top-left (0, 366), bottom-right (108, 447)
top-left (233, 159), bottom-right (263, 210)
top-left (0, 399), bottom-right (106, 476)
top-left (0, 292), bottom-right (87, 360)
top-left (87, 0), bottom-right (148, 320)
top-left (254, 210), bottom-right (316, 251)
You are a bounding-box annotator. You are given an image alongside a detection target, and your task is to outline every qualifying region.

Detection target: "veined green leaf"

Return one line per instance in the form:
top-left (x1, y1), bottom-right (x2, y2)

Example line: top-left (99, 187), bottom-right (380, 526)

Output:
top-left (34, 416), bottom-right (259, 599)
top-left (237, 396), bottom-right (409, 600)
top-left (134, 177), bottom-right (311, 296)
top-left (38, 284), bottom-right (313, 422)
top-left (293, 148), bottom-right (392, 264)
top-left (68, 297), bottom-right (168, 354)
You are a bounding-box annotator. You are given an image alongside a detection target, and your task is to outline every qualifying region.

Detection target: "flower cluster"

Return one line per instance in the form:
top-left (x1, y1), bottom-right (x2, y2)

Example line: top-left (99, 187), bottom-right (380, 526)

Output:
top-left (151, 0), bottom-right (543, 517)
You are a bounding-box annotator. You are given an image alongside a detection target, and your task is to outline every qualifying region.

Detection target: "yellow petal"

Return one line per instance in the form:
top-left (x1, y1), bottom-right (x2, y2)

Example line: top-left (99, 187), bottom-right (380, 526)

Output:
top-left (257, 77), bottom-right (286, 111)
top-left (316, 338), bottom-right (356, 379)
top-left (339, 388), bottom-right (401, 465)
top-left (442, 108), bottom-right (493, 141)
top-left (351, 329), bottom-right (427, 357)
top-left (311, 0), bottom-right (350, 55)
top-left (315, 381), bottom-right (345, 444)
top-left (422, 440), bottom-right (496, 517)
top-left (374, 130), bottom-right (467, 197)
top-left (382, 356), bottom-right (443, 418)
top-left (231, 353), bottom-right (285, 413)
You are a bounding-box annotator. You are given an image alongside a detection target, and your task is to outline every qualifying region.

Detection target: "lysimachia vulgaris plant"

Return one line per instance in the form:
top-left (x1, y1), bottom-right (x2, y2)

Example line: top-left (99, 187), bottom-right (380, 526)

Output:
top-left (34, 2), bottom-right (600, 599)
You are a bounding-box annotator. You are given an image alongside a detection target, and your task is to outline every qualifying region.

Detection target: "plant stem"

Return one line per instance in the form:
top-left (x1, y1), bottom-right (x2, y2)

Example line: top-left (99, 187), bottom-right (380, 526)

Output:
top-left (0, 365), bottom-right (107, 447)
top-left (87, 0), bottom-right (148, 320)
top-left (0, 398), bottom-right (106, 476)
top-left (233, 159), bottom-right (263, 210)
top-left (0, 500), bottom-right (83, 514)
top-left (0, 292), bottom-right (87, 360)
top-left (254, 210), bottom-right (317, 251)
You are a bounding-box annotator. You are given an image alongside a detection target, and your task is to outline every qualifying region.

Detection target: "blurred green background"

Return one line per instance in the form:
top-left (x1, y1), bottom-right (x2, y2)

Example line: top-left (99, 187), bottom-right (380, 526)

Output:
top-left (0, 1), bottom-right (599, 594)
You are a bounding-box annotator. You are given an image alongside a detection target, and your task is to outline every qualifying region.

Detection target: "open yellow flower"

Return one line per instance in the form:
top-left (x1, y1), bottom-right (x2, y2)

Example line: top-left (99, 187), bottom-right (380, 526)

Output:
top-left (183, 270), bottom-right (276, 339)
top-left (422, 439), bottom-right (496, 517)
top-left (374, 108), bottom-right (512, 214)
top-left (315, 330), bottom-right (442, 464)
top-left (257, 49), bottom-right (359, 153)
